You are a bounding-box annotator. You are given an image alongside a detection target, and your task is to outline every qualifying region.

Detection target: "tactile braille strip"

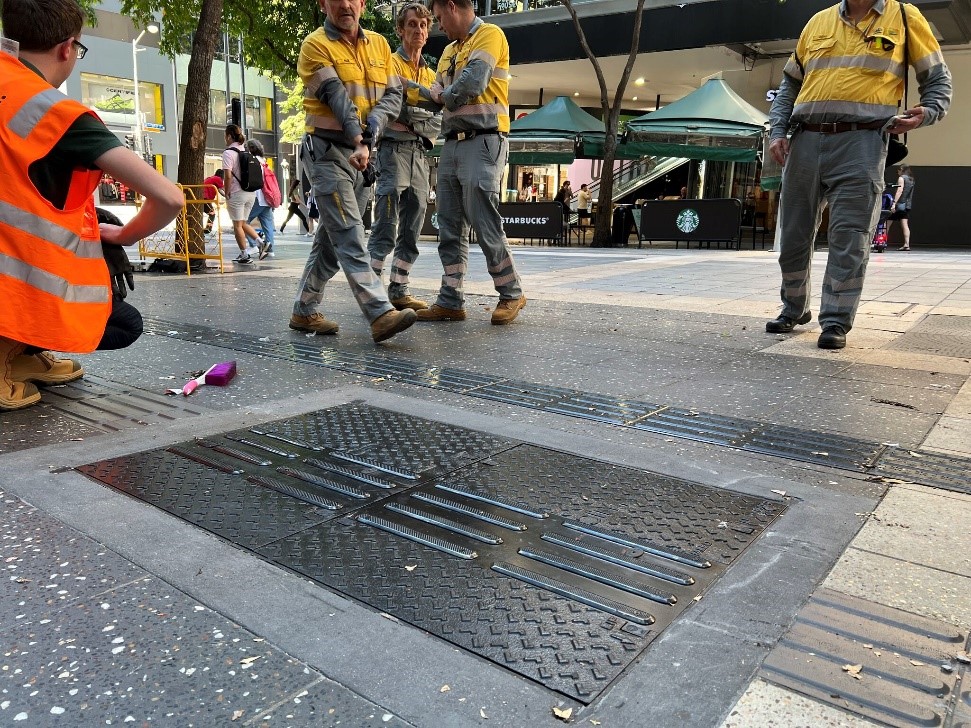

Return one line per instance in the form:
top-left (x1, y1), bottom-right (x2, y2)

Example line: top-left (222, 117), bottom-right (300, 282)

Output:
top-left (78, 402), bottom-right (785, 703)
top-left (144, 318), bottom-right (970, 491)
top-left (760, 588), bottom-right (968, 728)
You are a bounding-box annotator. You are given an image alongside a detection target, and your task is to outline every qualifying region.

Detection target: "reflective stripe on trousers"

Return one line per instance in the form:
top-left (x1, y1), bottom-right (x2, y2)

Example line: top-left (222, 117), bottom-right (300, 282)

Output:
top-left (293, 136), bottom-right (393, 323)
top-left (367, 141), bottom-right (429, 299)
top-left (778, 129), bottom-right (886, 332)
top-left (434, 135), bottom-right (522, 309)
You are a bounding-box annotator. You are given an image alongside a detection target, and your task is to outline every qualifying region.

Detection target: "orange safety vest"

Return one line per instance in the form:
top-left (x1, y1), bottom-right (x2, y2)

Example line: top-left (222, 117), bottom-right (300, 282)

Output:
top-left (0, 51), bottom-right (110, 353)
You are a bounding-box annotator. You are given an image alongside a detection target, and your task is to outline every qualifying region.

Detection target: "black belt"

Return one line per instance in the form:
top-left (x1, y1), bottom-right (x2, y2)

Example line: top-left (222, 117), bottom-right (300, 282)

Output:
top-left (800, 120), bottom-right (885, 134)
top-left (444, 129), bottom-right (503, 141)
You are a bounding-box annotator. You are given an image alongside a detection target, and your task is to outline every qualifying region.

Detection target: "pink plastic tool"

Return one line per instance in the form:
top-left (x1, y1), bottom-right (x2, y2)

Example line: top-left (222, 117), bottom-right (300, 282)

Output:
top-left (180, 361), bottom-right (237, 396)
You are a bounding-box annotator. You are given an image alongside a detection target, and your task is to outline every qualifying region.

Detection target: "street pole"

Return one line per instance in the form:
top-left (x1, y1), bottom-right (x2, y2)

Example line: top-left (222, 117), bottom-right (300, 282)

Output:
top-left (131, 24), bottom-right (158, 160)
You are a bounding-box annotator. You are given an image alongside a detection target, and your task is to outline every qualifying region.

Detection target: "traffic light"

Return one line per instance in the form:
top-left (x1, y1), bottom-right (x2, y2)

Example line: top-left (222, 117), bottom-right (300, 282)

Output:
top-left (124, 134), bottom-right (136, 150)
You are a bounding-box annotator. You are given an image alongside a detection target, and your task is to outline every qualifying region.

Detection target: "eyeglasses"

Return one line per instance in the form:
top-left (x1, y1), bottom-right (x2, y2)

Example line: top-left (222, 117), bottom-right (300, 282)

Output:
top-left (66, 38), bottom-right (87, 59)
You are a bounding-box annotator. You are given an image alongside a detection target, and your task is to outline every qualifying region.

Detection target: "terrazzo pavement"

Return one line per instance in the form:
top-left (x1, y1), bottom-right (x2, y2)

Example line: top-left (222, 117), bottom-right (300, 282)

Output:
top-left (1, 218), bottom-right (970, 726)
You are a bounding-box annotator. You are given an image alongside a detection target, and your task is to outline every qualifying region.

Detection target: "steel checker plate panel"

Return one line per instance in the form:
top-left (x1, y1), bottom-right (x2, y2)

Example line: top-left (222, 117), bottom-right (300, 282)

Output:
top-left (75, 450), bottom-right (335, 548)
top-left (76, 403), bottom-right (786, 703)
top-left (246, 401), bottom-right (516, 477)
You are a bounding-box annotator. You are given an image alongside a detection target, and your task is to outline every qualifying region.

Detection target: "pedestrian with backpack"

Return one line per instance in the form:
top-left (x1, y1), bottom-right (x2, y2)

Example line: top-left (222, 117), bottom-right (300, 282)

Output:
top-left (243, 139), bottom-right (278, 259)
top-left (222, 124), bottom-right (262, 265)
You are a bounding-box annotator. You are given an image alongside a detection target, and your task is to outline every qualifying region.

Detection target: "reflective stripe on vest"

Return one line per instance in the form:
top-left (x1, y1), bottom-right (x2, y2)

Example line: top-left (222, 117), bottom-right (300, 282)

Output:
top-left (0, 251), bottom-right (109, 303)
top-left (0, 199), bottom-right (101, 259)
top-left (7, 88), bottom-right (67, 139)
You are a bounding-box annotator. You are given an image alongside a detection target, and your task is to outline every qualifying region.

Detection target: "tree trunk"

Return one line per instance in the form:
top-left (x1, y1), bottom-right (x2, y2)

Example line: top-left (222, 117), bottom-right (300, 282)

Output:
top-left (177, 0), bottom-right (223, 257)
top-left (560, 0), bottom-right (646, 248)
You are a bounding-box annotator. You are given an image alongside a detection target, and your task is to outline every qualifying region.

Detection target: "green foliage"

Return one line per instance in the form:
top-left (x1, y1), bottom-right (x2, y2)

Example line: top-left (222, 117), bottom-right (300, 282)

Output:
top-left (120, 0), bottom-right (400, 83)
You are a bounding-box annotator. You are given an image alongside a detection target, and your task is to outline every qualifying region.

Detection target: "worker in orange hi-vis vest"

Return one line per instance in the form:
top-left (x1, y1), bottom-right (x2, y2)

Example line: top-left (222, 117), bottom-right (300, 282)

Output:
top-left (0, 0), bottom-right (183, 411)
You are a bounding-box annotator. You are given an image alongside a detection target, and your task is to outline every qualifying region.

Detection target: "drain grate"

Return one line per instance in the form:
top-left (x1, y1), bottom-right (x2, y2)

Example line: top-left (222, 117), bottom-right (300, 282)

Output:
top-left (141, 318), bottom-right (969, 496)
top-left (77, 402), bottom-right (785, 703)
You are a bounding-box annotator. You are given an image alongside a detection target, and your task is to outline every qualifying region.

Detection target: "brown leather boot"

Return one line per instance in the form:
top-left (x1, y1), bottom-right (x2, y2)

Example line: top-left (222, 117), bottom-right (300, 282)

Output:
top-left (370, 308), bottom-right (417, 343)
top-left (1, 338), bottom-right (42, 410)
top-left (10, 351), bottom-right (85, 384)
top-left (390, 295), bottom-right (429, 311)
top-left (490, 295), bottom-right (527, 325)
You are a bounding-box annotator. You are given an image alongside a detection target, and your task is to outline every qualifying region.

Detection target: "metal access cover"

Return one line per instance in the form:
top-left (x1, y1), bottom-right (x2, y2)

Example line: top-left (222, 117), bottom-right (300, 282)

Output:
top-left (77, 402), bottom-right (785, 702)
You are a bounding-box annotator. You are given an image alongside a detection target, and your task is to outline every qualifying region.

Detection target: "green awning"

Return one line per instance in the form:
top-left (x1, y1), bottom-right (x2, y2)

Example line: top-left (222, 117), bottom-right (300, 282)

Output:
top-left (624, 79), bottom-right (767, 162)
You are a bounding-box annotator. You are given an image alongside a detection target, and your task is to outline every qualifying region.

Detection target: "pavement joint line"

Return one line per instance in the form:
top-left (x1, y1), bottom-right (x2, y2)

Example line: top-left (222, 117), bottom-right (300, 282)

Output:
top-left (842, 545), bottom-right (971, 580)
top-left (140, 315), bottom-right (971, 495)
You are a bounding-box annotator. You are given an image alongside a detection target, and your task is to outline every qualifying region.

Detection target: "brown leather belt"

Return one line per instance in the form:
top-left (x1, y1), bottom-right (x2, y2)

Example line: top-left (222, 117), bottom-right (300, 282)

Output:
top-left (800, 120), bottom-right (885, 133)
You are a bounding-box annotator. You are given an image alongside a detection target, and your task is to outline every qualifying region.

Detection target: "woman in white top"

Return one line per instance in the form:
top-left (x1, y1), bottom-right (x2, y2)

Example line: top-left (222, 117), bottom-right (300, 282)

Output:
top-left (222, 124), bottom-right (261, 264)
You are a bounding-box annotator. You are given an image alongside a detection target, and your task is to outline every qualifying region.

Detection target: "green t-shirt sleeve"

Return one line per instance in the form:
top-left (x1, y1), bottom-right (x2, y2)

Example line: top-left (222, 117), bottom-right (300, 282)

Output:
top-left (58, 113), bottom-right (126, 168)
top-left (28, 112), bottom-right (124, 209)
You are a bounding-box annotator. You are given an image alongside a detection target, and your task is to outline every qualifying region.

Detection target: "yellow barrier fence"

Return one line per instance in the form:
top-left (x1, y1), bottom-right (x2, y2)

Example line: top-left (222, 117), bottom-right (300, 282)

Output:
top-left (137, 184), bottom-right (225, 275)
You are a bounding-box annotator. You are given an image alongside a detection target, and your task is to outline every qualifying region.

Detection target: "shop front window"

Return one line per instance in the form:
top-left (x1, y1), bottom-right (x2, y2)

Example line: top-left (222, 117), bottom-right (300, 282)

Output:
top-left (81, 73), bottom-right (164, 129)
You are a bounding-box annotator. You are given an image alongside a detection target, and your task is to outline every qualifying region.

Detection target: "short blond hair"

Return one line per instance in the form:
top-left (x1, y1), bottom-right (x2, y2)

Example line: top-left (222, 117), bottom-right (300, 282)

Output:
top-left (397, 2), bottom-right (432, 31)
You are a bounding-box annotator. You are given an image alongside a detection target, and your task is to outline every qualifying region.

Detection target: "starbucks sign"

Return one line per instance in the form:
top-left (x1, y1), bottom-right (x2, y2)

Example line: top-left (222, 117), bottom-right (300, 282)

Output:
top-left (676, 208), bottom-right (700, 234)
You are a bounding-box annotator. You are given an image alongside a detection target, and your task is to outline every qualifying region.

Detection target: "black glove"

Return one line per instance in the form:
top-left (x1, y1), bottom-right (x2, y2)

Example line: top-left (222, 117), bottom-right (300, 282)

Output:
top-left (102, 243), bottom-right (134, 300)
top-left (363, 162), bottom-right (379, 187)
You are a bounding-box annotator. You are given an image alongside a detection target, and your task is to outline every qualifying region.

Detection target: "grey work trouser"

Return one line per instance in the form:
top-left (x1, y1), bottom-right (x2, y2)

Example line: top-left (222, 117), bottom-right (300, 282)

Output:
top-left (778, 128), bottom-right (887, 333)
top-left (434, 134), bottom-right (522, 310)
top-left (293, 135), bottom-right (393, 323)
top-left (368, 140), bottom-right (429, 300)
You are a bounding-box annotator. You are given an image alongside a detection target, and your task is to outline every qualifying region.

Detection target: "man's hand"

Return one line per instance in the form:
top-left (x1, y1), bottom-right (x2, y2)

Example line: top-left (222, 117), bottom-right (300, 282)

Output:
top-left (102, 242), bottom-right (135, 299)
top-left (349, 143), bottom-right (370, 171)
top-left (99, 222), bottom-right (129, 246)
top-left (887, 106), bottom-right (925, 134)
top-left (769, 137), bottom-right (790, 166)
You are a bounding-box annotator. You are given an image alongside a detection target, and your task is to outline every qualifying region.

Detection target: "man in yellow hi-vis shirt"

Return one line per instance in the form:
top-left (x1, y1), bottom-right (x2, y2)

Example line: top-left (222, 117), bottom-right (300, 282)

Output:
top-left (367, 2), bottom-right (441, 313)
top-left (292, 0), bottom-right (417, 344)
top-left (767, 0), bottom-right (950, 350)
top-left (417, 0), bottom-right (526, 326)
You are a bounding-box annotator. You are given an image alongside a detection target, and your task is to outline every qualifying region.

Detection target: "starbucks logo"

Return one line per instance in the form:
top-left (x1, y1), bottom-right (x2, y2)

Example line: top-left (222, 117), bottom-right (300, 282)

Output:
top-left (676, 208), bottom-right (700, 233)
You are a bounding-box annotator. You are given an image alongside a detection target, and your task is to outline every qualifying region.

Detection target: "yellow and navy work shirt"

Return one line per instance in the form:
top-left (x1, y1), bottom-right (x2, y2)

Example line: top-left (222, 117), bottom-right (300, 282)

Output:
top-left (298, 19), bottom-right (402, 145)
top-left (385, 47), bottom-right (442, 143)
top-left (769, 0), bottom-right (950, 137)
top-left (431, 17), bottom-right (510, 135)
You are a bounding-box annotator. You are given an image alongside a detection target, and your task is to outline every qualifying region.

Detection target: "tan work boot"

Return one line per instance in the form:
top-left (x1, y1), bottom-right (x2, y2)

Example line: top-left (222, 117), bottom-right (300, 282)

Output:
top-left (289, 312), bottom-right (339, 335)
top-left (491, 295), bottom-right (527, 325)
top-left (371, 308), bottom-right (417, 343)
top-left (1, 338), bottom-right (42, 411)
top-left (390, 295), bottom-right (429, 311)
top-left (10, 351), bottom-right (85, 385)
top-left (416, 304), bottom-right (467, 322)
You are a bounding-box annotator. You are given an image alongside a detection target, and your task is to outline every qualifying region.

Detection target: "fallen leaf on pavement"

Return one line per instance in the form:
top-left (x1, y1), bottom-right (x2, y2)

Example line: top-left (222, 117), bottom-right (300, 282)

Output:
top-left (239, 656), bottom-right (260, 667)
top-left (480, 708), bottom-right (488, 719)
top-left (405, 565), bottom-right (417, 572)
top-left (231, 710), bottom-right (244, 720)
top-left (842, 664), bottom-right (863, 679)
top-left (553, 706), bottom-right (573, 721)
top-left (910, 660), bottom-right (925, 667)
top-left (440, 685), bottom-right (450, 693)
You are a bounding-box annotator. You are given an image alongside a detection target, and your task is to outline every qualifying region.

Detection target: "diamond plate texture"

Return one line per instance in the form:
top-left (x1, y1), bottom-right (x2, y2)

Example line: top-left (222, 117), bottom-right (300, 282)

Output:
top-left (77, 402), bottom-right (787, 703)
top-left (248, 401), bottom-right (517, 477)
top-left (257, 519), bottom-right (654, 702)
top-left (438, 445), bottom-right (783, 566)
top-left (76, 449), bottom-right (335, 549)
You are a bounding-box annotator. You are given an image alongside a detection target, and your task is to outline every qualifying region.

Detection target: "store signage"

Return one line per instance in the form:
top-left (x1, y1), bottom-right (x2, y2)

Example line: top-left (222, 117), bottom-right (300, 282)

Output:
top-left (639, 198), bottom-right (741, 244)
top-left (498, 202), bottom-right (562, 239)
top-left (766, 88), bottom-right (779, 102)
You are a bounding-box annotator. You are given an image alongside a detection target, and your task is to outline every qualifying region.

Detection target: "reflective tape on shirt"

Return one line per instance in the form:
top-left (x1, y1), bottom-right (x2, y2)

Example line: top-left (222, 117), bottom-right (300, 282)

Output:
top-left (0, 252), bottom-right (109, 303)
top-left (7, 88), bottom-right (66, 139)
top-left (0, 199), bottom-right (101, 258)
